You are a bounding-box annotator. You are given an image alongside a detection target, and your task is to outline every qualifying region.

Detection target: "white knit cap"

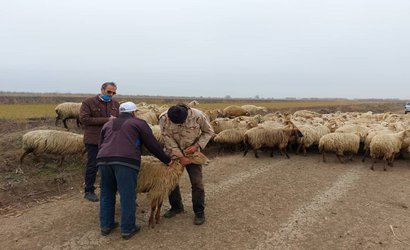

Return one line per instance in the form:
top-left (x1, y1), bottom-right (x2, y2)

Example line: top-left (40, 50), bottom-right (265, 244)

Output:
top-left (119, 101), bottom-right (138, 113)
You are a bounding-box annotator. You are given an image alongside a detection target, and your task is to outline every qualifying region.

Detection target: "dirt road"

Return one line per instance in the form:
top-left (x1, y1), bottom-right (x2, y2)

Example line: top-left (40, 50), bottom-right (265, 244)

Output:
top-left (1, 152), bottom-right (410, 249)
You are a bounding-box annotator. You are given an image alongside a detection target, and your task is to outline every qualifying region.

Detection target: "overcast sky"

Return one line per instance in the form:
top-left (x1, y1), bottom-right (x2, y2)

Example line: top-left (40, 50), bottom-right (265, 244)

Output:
top-left (1, 0), bottom-right (409, 99)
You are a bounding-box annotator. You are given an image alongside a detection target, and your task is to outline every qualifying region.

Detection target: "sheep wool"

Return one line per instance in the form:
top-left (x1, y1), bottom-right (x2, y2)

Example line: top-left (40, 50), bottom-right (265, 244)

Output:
top-left (369, 129), bottom-right (410, 171)
top-left (223, 105), bottom-right (250, 118)
top-left (55, 102), bottom-right (82, 129)
top-left (20, 130), bottom-right (85, 167)
top-left (319, 132), bottom-right (360, 163)
top-left (137, 151), bottom-right (209, 227)
top-left (244, 126), bottom-right (303, 158)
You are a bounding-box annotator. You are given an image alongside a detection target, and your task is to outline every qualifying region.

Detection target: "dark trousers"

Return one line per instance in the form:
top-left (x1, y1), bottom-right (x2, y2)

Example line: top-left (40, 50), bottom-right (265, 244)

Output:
top-left (99, 163), bottom-right (138, 234)
top-left (169, 163), bottom-right (205, 215)
top-left (84, 144), bottom-right (99, 193)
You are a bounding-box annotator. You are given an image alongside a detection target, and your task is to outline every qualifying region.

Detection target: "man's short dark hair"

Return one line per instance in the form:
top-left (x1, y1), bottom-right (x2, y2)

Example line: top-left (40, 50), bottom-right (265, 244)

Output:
top-left (101, 82), bottom-right (117, 90)
top-left (167, 103), bottom-right (189, 124)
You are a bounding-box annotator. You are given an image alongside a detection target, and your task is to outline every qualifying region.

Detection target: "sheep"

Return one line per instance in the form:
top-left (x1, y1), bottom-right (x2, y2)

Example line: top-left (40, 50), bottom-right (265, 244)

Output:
top-left (19, 130), bottom-right (85, 173)
top-left (213, 128), bottom-right (247, 152)
top-left (243, 126), bottom-right (303, 158)
top-left (187, 100), bottom-right (199, 107)
top-left (234, 114), bottom-right (264, 124)
top-left (222, 105), bottom-right (250, 118)
top-left (138, 151), bottom-right (210, 227)
top-left (211, 118), bottom-right (256, 134)
top-left (335, 124), bottom-right (369, 143)
top-left (318, 133), bottom-right (360, 163)
top-left (149, 124), bottom-right (163, 146)
top-left (369, 129), bottom-right (410, 171)
top-left (136, 109), bottom-right (159, 125)
top-left (240, 105), bottom-right (268, 115)
top-left (293, 110), bottom-right (321, 119)
top-left (204, 109), bottom-right (223, 121)
top-left (55, 102), bottom-right (82, 129)
top-left (295, 124), bottom-right (330, 155)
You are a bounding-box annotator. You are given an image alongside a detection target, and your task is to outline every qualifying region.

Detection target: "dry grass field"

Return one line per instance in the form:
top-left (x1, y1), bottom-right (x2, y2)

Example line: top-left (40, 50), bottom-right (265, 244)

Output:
top-left (0, 93), bottom-right (409, 249)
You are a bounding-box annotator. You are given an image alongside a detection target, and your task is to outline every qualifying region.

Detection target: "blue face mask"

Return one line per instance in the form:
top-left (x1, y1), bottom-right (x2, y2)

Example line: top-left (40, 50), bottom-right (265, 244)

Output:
top-left (101, 93), bottom-right (112, 102)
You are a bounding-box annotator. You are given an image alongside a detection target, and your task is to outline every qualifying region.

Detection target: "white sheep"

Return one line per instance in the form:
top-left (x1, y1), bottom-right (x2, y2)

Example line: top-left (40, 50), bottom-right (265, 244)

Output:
top-left (136, 109), bottom-right (159, 125)
top-left (187, 100), bottom-right (199, 107)
top-left (240, 105), bottom-right (268, 115)
top-left (295, 124), bottom-right (330, 155)
top-left (335, 124), bottom-right (369, 143)
top-left (222, 105), bottom-right (250, 118)
top-left (19, 130), bottom-right (85, 173)
top-left (138, 151), bottom-right (210, 227)
top-left (211, 118), bottom-right (256, 134)
top-left (148, 124), bottom-right (163, 146)
top-left (204, 109), bottom-right (223, 121)
top-left (243, 126), bottom-right (303, 158)
top-left (213, 128), bottom-right (247, 152)
top-left (55, 102), bottom-right (82, 129)
top-left (369, 129), bottom-right (410, 171)
top-left (318, 133), bottom-right (360, 163)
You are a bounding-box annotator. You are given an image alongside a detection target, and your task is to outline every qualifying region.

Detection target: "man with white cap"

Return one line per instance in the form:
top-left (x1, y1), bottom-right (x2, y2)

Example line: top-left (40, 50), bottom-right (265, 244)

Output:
top-left (97, 101), bottom-right (172, 240)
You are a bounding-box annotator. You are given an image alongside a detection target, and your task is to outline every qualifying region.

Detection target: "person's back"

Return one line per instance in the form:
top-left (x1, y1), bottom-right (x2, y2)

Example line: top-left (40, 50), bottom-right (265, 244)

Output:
top-left (97, 102), bottom-right (171, 240)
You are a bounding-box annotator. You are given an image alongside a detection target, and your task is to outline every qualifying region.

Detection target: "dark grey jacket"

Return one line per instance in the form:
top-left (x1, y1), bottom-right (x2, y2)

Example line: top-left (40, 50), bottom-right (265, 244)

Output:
top-left (97, 113), bottom-right (171, 169)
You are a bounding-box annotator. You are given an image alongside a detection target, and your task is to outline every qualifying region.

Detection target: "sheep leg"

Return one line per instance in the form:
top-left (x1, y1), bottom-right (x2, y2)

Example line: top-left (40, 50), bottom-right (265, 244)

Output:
top-left (389, 155), bottom-right (395, 167)
top-left (370, 158), bottom-right (376, 171)
top-left (243, 146), bottom-right (249, 157)
top-left (361, 149), bottom-right (368, 162)
top-left (155, 200), bottom-right (163, 224)
top-left (149, 200), bottom-right (157, 228)
top-left (270, 148), bottom-right (274, 157)
top-left (55, 116), bottom-right (60, 126)
top-left (20, 150), bottom-right (31, 165)
top-left (303, 145), bottom-right (307, 156)
top-left (63, 118), bottom-right (69, 130)
top-left (281, 148), bottom-right (290, 159)
top-left (322, 151), bottom-right (326, 163)
top-left (253, 149), bottom-right (259, 158)
top-left (336, 154), bottom-right (345, 164)
top-left (58, 156), bottom-right (65, 167)
top-left (296, 143), bottom-right (302, 155)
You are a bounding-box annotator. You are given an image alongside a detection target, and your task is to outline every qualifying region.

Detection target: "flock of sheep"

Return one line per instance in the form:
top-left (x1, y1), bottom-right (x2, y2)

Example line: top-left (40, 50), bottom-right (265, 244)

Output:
top-left (18, 101), bottom-right (410, 226)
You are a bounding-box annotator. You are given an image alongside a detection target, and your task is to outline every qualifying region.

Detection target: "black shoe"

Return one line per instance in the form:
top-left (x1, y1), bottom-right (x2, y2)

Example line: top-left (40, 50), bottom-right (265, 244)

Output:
top-left (194, 214), bottom-right (205, 225)
top-left (101, 222), bottom-right (119, 236)
top-left (84, 192), bottom-right (99, 202)
top-left (121, 225), bottom-right (141, 240)
top-left (163, 208), bottom-right (184, 218)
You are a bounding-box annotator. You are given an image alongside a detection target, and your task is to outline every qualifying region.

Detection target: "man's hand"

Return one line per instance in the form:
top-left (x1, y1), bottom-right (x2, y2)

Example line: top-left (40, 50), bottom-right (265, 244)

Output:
top-left (178, 156), bottom-right (191, 166)
top-left (184, 143), bottom-right (199, 154)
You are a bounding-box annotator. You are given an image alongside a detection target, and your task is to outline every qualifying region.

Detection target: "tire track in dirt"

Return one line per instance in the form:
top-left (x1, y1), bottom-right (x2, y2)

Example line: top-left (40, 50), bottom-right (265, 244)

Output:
top-left (255, 169), bottom-right (362, 249)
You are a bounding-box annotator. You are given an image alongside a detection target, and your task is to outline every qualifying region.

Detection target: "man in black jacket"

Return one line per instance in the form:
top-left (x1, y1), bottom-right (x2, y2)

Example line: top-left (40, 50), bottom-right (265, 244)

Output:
top-left (97, 101), bottom-right (171, 240)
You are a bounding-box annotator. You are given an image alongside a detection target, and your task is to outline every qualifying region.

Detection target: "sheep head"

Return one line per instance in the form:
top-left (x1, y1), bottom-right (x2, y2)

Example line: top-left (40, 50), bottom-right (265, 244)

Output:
top-left (184, 151), bottom-right (210, 165)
